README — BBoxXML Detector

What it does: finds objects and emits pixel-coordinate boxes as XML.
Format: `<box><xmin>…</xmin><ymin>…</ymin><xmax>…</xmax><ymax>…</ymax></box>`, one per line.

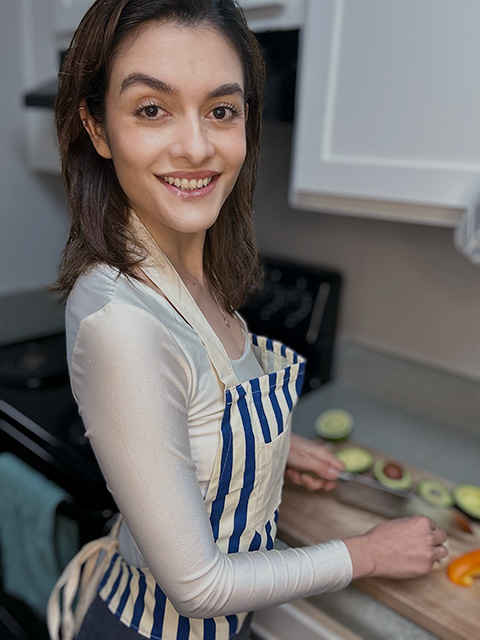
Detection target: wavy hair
<box><xmin>54</xmin><ymin>0</ymin><xmax>265</xmax><ymax>311</ymax></box>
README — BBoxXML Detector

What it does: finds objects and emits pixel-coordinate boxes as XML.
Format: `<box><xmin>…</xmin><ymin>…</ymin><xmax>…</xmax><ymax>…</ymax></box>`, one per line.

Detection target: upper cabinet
<box><xmin>239</xmin><ymin>0</ymin><xmax>304</xmax><ymax>31</ymax></box>
<box><xmin>290</xmin><ymin>0</ymin><xmax>480</xmax><ymax>226</ymax></box>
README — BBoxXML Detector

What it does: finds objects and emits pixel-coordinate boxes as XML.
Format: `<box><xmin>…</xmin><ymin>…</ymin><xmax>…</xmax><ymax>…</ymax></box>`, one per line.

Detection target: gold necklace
<box><xmin>179</xmin><ymin>272</ymin><xmax>232</xmax><ymax>329</ymax></box>
<box><xmin>211</xmin><ymin>287</ymin><xmax>232</xmax><ymax>329</ymax></box>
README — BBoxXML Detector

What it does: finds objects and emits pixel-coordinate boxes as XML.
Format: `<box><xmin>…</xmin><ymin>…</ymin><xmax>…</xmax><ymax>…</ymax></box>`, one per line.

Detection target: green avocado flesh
<box><xmin>453</xmin><ymin>484</ymin><xmax>480</xmax><ymax>519</ymax></box>
<box><xmin>373</xmin><ymin>459</ymin><xmax>413</xmax><ymax>490</ymax></box>
<box><xmin>417</xmin><ymin>479</ymin><xmax>453</xmax><ymax>507</ymax></box>
<box><xmin>314</xmin><ymin>409</ymin><xmax>353</xmax><ymax>440</ymax></box>
<box><xmin>336</xmin><ymin>446</ymin><xmax>373</xmax><ymax>473</ymax></box>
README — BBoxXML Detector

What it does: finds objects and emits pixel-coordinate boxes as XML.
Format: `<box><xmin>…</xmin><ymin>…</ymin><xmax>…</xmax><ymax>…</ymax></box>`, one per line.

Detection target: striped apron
<box><xmin>48</xmin><ymin>237</ymin><xmax>305</xmax><ymax>640</ymax></box>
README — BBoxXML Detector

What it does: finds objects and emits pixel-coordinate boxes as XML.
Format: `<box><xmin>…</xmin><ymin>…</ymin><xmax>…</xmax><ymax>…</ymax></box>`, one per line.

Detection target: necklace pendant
<box><xmin>224</xmin><ymin>317</ymin><xmax>231</xmax><ymax>329</ymax></box>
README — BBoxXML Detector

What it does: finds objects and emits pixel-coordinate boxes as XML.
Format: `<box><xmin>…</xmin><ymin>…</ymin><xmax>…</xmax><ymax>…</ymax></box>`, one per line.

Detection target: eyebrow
<box><xmin>206</xmin><ymin>83</ymin><xmax>245</xmax><ymax>102</ymax></box>
<box><xmin>120</xmin><ymin>73</ymin><xmax>245</xmax><ymax>101</ymax></box>
<box><xmin>120</xmin><ymin>73</ymin><xmax>175</xmax><ymax>95</ymax></box>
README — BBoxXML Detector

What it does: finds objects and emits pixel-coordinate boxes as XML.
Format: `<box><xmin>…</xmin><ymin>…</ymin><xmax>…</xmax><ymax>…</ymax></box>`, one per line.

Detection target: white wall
<box><xmin>255</xmin><ymin>123</ymin><xmax>480</xmax><ymax>381</ymax></box>
<box><xmin>0</xmin><ymin>0</ymin><xmax>69</xmax><ymax>297</ymax></box>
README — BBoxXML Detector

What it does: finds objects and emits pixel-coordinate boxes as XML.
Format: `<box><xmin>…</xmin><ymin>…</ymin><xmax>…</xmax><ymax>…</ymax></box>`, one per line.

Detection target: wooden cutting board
<box><xmin>277</xmin><ymin>443</ymin><xmax>480</xmax><ymax>640</ymax></box>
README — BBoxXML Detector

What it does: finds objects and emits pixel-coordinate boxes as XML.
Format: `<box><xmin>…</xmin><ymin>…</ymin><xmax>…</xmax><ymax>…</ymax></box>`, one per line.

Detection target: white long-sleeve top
<box><xmin>66</xmin><ymin>261</ymin><xmax>352</xmax><ymax>619</ymax></box>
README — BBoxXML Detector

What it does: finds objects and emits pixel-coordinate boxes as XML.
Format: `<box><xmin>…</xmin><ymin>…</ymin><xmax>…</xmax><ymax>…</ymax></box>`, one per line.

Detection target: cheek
<box><xmin>105</xmin><ymin>120</ymin><xmax>159</xmax><ymax>167</ymax></box>
<box><xmin>107</xmin><ymin>140</ymin><xmax>156</xmax><ymax>187</ymax></box>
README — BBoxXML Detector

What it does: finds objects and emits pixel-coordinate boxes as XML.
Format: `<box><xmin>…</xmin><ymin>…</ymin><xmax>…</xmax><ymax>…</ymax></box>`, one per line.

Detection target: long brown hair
<box><xmin>54</xmin><ymin>0</ymin><xmax>265</xmax><ymax>312</ymax></box>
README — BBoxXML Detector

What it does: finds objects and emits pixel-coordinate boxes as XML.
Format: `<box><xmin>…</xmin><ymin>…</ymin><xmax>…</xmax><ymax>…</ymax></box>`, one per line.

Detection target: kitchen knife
<box><xmin>336</xmin><ymin>471</ymin><xmax>475</xmax><ymax>538</ymax></box>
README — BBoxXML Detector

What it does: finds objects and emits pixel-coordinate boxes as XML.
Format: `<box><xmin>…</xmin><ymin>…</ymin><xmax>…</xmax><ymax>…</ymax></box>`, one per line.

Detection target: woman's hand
<box><xmin>285</xmin><ymin>433</ymin><xmax>345</xmax><ymax>491</ymax></box>
<box><xmin>344</xmin><ymin>516</ymin><xmax>449</xmax><ymax>580</ymax></box>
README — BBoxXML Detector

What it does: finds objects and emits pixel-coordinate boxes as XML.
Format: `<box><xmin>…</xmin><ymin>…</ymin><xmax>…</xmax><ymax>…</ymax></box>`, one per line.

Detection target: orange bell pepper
<box><xmin>447</xmin><ymin>549</ymin><xmax>480</xmax><ymax>587</ymax></box>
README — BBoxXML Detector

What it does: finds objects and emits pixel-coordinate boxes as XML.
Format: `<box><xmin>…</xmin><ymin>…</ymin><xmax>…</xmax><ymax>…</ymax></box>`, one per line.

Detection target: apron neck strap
<box><xmin>130</xmin><ymin>214</ymin><xmax>239</xmax><ymax>390</ymax></box>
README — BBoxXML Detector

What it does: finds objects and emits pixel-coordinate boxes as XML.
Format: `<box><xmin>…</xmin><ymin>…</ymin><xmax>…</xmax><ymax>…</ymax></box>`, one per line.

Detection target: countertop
<box><xmin>287</xmin><ymin>379</ymin><xmax>480</xmax><ymax>640</ymax></box>
<box><xmin>291</xmin><ymin>381</ymin><xmax>480</xmax><ymax>486</ymax></box>
<box><xmin>0</xmin><ymin>288</ymin><xmax>65</xmax><ymax>346</ymax></box>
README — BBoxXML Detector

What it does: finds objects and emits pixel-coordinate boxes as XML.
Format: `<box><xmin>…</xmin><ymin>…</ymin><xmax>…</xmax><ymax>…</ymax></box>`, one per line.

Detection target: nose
<box><xmin>169</xmin><ymin>114</ymin><xmax>215</xmax><ymax>165</ymax></box>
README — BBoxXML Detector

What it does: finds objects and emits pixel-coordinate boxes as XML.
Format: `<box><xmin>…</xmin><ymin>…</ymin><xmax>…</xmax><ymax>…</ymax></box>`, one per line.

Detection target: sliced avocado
<box><xmin>336</xmin><ymin>446</ymin><xmax>373</xmax><ymax>473</ymax></box>
<box><xmin>373</xmin><ymin>459</ymin><xmax>413</xmax><ymax>490</ymax></box>
<box><xmin>417</xmin><ymin>479</ymin><xmax>453</xmax><ymax>507</ymax></box>
<box><xmin>453</xmin><ymin>484</ymin><xmax>480</xmax><ymax>520</ymax></box>
<box><xmin>314</xmin><ymin>409</ymin><xmax>353</xmax><ymax>441</ymax></box>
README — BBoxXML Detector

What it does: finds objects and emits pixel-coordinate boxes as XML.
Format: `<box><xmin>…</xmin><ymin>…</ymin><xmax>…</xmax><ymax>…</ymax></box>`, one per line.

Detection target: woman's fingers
<box><xmin>433</xmin><ymin>544</ymin><xmax>449</xmax><ymax>562</ymax></box>
<box><xmin>432</xmin><ymin>526</ymin><xmax>447</xmax><ymax>546</ymax></box>
<box><xmin>284</xmin><ymin>468</ymin><xmax>339</xmax><ymax>491</ymax></box>
<box><xmin>431</xmin><ymin>526</ymin><xmax>448</xmax><ymax>564</ymax></box>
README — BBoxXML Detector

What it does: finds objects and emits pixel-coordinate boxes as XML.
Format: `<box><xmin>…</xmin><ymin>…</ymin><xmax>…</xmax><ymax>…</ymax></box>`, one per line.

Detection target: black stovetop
<box><xmin>0</xmin><ymin>332</ymin><xmax>114</xmax><ymax>513</ymax></box>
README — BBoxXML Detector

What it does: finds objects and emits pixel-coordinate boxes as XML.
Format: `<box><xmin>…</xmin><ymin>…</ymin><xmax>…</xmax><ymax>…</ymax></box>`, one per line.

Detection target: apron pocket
<box><xmin>251</xmin><ymin>429</ymin><xmax>290</xmax><ymax>532</ymax></box>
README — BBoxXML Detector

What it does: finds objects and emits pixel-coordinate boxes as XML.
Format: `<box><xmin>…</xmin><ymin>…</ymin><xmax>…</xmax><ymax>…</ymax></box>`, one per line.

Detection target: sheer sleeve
<box><xmin>70</xmin><ymin>302</ymin><xmax>352</xmax><ymax>619</ymax></box>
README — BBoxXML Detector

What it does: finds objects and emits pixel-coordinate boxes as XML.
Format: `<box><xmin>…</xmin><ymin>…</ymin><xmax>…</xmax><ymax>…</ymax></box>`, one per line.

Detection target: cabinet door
<box><xmin>290</xmin><ymin>0</ymin><xmax>480</xmax><ymax>226</ymax></box>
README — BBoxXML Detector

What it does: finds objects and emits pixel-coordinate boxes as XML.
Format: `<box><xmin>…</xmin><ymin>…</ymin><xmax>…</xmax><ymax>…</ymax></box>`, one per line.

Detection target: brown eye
<box><xmin>144</xmin><ymin>104</ymin><xmax>160</xmax><ymax>118</ymax></box>
<box><xmin>213</xmin><ymin>107</ymin><xmax>227</xmax><ymax>120</ymax></box>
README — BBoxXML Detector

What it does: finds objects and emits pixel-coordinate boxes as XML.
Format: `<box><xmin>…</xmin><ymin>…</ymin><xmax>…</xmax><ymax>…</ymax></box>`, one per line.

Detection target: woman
<box><xmin>47</xmin><ymin>1</ymin><xmax>448</xmax><ymax>639</ymax></box>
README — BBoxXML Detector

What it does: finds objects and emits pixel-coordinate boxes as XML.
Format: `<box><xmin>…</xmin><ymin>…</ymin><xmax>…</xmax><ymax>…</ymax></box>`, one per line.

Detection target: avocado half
<box><xmin>453</xmin><ymin>484</ymin><xmax>480</xmax><ymax>520</ymax></box>
<box><xmin>373</xmin><ymin>459</ymin><xmax>413</xmax><ymax>490</ymax></box>
<box><xmin>417</xmin><ymin>479</ymin><xmax>453</xmax><ymax>507</ymax></box>
<box><xmin>336</xmin><ymin>446</ymin><xmax>373</xmax><ymax>473</ymax></box>
<box><xmin>314</xmin><ymin>409</ymin><xmax>353</xmax><ymax>441</ymax></box>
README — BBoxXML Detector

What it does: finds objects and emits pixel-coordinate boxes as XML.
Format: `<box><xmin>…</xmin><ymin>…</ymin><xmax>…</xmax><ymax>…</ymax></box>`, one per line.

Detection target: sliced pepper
<box><xmin>447</xmin><ymin>549</ymin><xmax>480</xmax><ymax>587</ymax></box>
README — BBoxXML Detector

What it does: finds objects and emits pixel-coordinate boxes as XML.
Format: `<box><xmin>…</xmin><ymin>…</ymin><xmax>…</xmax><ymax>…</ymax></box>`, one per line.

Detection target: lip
<box><xmin>156</xmin><ymin>173</ymin><xmax>219</xmax><ymax>199</ymax></box>
<box><xmin>158</xmin><ymin>171</ymin><xmax>218</xmax><ymax>180</ymax></box>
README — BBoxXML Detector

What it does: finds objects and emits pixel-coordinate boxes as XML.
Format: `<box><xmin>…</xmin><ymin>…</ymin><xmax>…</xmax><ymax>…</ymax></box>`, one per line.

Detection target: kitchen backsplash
<box><xmin>335</xmin><ymin>338</ymin><xmax>480</xmax><ymax>439</ymax></box>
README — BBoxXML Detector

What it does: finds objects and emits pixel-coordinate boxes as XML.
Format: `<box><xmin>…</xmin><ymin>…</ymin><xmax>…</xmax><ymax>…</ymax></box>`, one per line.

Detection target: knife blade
<box><xmin>336</xmin><ymin>471</ymin><xmax>475</xmax><ymax>538</ymax></box>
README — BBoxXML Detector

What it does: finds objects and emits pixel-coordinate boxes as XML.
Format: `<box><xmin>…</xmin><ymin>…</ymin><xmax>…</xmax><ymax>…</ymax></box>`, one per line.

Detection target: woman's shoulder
<box><xmin>65</xmin><ymin>263</ymin><xmax>194</xmax><ymax>362</ymax></box>
<box><xmin>67</xmin><ymin>263</ymin><xmax>123</xmax><ymax>324</ymax></box>
<box><xmin>65</xmin><ymin>264</ymin><xmax>157</xmax><ymax>359</ymax></box>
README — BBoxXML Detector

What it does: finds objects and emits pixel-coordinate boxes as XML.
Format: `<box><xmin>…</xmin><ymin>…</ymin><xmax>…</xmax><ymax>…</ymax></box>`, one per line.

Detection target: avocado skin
<box><xmin>373</xmin><ymin>459</ymin><xmax>413</xmax><ymax>490</ymax></box>
<box><xmin>453</xmin><ymin>484</ymin><xmax>480</xmax><ymax>520</ymax></box>
<box><xmin>417</xmin><ymin>479</ymin><xmax>453</xmax><ymax>507</ymax></box>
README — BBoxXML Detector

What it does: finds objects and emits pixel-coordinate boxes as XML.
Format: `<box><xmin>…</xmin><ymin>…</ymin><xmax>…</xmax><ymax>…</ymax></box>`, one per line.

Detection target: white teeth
<box><xmin>162</xmin><ymin>176</ymin><xmax>213</xmax><ymax>190</ymax></box>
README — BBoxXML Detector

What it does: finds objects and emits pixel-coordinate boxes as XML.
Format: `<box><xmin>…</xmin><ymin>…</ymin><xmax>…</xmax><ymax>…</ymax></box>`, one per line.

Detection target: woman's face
<box><xmin>86</xmin><ymin>21</ymin><xmax>247</xmax><ymax>241</ymax></box>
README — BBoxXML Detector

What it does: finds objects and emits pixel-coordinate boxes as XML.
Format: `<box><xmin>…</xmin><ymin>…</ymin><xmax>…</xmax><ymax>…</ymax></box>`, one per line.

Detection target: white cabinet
<box><xmin>290</xmin><ymin>0</ymin><xmax>480</xmax><ymax>226</ymax></box>
<box><xmin>239</xmin><ymin>0</ymin><xmax>304</xmax><ymax>31</ymax></box>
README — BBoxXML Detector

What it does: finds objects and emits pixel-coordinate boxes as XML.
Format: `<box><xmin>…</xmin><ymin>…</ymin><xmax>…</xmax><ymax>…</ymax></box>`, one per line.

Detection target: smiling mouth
<box><xmin>161</xmin><ymin>176</ymin><xmax>214</xmax><ymax>190</ymax></box>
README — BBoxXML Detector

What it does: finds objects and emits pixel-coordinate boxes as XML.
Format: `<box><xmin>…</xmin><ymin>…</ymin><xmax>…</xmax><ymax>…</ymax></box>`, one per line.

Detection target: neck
<box><xmin>134</xmin><ymin>212</ymin><xmax>208</xmax><ymax>288</ymax></box>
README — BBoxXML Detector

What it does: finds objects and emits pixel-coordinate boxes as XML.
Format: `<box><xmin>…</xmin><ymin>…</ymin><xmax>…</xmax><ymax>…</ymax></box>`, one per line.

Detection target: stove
<box><xmin>0</xmin><ymin>333</ymin><xmax>116</xmax><ymax>538</ymax></box>
<box><xmin>0</xmin><ymin>332</ymin><xmax>117</xmax><ymax>639</ymax></box>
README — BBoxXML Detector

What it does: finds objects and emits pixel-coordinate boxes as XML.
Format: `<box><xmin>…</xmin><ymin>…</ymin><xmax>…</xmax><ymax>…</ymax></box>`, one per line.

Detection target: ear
<box><xmin>244</xmin><ymin>102</ymin><xmax>249</xmax><ymax>122</ymax></box>
<box><xmin>78</xmin><ymin>100</ymin><xmax>112</xmax><ymax>159</ymax></box>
